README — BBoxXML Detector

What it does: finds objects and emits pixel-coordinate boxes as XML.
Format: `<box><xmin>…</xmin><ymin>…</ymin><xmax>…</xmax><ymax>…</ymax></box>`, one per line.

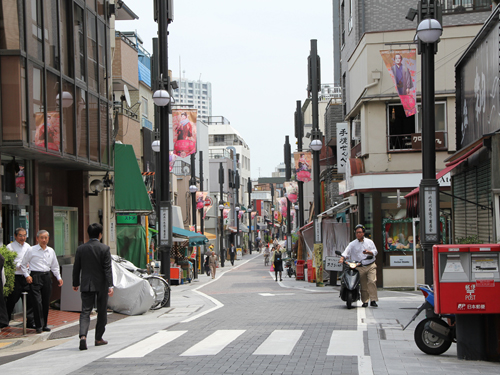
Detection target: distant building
<box><xmin>171</xmin><ymin>77</ymin><xmax>212</xmax><ymax>124</ymax></box>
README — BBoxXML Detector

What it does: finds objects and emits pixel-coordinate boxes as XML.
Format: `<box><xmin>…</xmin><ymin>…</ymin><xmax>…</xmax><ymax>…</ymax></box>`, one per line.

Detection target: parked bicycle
<box><xmin>112</xmin><ymin>255</ymin><xmax>170</xmax><ymax>310</ymax></box>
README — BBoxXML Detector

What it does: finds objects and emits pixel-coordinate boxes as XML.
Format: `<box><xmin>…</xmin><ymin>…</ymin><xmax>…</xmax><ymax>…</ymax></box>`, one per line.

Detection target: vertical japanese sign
<box><xmin>294</xmin><ymin>152</ymin><xmax>312</xmax><ymax>182</ymax></box>
<box><xmin>423</xmin><ymin>186</ymin><xmax>438</xmax><ymax>242</ymax></box>
<box><xmin>172</xmin><ymin>109</ymin><xmax>197</xmax><ymax>157</ymax></box>
<box><xmin>380</xmin><ymin>49</ymin><xmax>417</xmax><ymax>117</ymax></box>
<box><xmin>336</xmin><ymin>122</ymin><xmax>349</xmax><ymax>173</ymax></box>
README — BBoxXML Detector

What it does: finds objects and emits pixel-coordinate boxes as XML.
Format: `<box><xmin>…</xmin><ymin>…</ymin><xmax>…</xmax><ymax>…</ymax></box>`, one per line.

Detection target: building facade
<box><xmin>171</xmin><ymin>77</ymin><xmax>212</xmax><ymax>124</ymax></box>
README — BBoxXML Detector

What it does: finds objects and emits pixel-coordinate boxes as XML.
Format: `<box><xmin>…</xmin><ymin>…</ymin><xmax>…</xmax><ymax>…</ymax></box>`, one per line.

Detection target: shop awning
<box><xmin>172</xmin><ymin>226</ymin><xmax>208</xmax><ymax>246</ymax></box>
<box><xmin>114</xmin><ymin>143</ymin><xmax>153</xmax><ymax>214</ymax></box>
<box><xmin>204</xmin><ymin>232</ymin><xmax>216</xmax><ymax>240</ymax></box>
<box><xmin>404</xmin><ymin>143</ymin><xmax>483</xmax><ymax>217</ymax></box>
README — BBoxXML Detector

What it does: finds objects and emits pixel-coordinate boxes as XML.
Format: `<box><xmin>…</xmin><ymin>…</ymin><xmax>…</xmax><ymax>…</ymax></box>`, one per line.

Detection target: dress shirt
<box><xmin>21</xmin><ymin>245</ymin><xmax>62</xmax><ymax>280</ymax></box>
<box><xmin>341</xmin><ymin>237</ymin><xmax>378</xmax><ymax>266</ymax></box>
<box><xmin>7</xmin><ymin>240</ymin><xmax>31</xmax><ymax>275</ymax></box>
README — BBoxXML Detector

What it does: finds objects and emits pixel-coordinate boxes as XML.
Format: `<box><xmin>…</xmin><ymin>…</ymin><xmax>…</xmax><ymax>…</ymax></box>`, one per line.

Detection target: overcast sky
<box><xmin>118</xmin><ymin>0</ymin><xmax>334</xmax><ymax>178</ymax></box>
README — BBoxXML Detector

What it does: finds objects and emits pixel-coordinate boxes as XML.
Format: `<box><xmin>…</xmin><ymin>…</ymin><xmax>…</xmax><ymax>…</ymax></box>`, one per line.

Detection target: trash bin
<box><xmin>308</xmin><ymin>267</ymin><xmax>316</xmax><ymax>283</ymax></box>
<box><xmin>296</xmin><ymin>260</ymin><xmax>306</xmax><ymax>280</ymax></box>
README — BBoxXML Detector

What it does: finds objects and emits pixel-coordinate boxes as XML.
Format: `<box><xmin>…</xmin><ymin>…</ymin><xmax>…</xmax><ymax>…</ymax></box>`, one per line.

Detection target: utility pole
<box><xmin>285</xmin><ymin>136</ymin><xmax>292</xmax><ymax>255</ymax></box>
<box><xmin>295</xmin><ymin>100</ymin><xmax>305</xmax><ymax>228</ymax></box>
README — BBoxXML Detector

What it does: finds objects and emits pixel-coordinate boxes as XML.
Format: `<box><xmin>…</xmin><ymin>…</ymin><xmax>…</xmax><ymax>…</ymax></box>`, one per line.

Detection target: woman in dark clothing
<box><xmin>204</xmin><ymin>254</ymin><xmax>210</xmax><ymax>276</ymax></box>
<box><xmin>271</xmin><ymin>246</ymin><xmax>285</xmax><ymax>282</ymax></box>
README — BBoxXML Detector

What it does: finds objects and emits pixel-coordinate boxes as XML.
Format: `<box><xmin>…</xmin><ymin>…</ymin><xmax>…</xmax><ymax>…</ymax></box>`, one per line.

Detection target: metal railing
<box><xmin>442</xmin><ymin>0</ymin><xmax>491</xmax><ymax>13</ymax></box>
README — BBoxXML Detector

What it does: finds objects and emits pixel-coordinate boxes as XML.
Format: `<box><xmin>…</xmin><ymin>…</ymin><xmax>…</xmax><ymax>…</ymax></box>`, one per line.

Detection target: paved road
<box><xmin>1</xmin><ymin>254</ymin><xmax>499</xmax><ymax>374</ymax></box>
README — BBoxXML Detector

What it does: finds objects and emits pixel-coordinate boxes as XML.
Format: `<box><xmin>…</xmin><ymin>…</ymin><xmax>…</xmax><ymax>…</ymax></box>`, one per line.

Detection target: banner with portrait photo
<box><xmin>196</xmin><ymin>191</ymin><xmax>208</xmax><ymax>210</ymax></box>
<box><xmin>380</xmin><ymin>49</ymin><xmax>417</xmax><ymax>117</ymax></box>
<box><xmin>35</xmin><ymin>111</ymin><xmax>61</xmax><ymax>151</ymax></box>
<box><xmin>294</xmin><ymin>152</ymin><xmax>312</xmax><ymax>182</ymax></box>
<box><xmin>169</xmin><ymin>151</ymin><xmax>177</xmax><ymax>172</ymax></box>
<box><xmin>223</xmin><ymin>208</ymin><xmax>230</xmax><ymax>225</ymax></box>
<box><xmin>172</xmin><ymin>109</ymin><xmax>197</xmax><ymax>157</ymax></box>
<box><xmin>284</xmin><ymin>181</ymin><xmax>298</xmax><ymax>203</ymax></box>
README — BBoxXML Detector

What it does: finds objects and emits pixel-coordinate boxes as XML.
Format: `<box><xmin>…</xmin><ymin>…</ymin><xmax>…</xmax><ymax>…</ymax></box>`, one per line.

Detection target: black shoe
<box><xmin>79</xmin><ymin>337</ymin><xmax>87</xmax><ymax>350</ymax></box>
<box><xmin>36</xmin><ymin>328</ymin><xmax>43</xmax><ymax>334</ymax></box>
<box><xmin>275</xmin><ymin>279</ymin><xmax>278</xmax><ymax>281</ymax></box>
<box><xmin>280</xmin><ymin>279</ymin><xmax>283</xmax><ymax>281</ymax></box>
<box><xmin>370</xmin><ymin>301</ymin><xmax>378</xmax><ymax>307</ymax></box>
<box><xmin>362</xmin><ymin>303</ymin><xmax>368</xmax><ymax>308</ymax></box>
<box><xmin>42</xmin><ymin>326</ymin><xmax>51</xmax><ymax>332</ymax></box>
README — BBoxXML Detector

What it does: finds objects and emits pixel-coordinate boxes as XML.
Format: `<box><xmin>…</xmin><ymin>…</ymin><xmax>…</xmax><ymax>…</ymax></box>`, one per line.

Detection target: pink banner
<box><xmin>223</xmin><ymin>208</ymin><xmax>230</xmax><ymax>219</ymax></box>
<box><xmin>172</xmin><ymin>109</ymin><xmax>197</xmax><ymax>157</ymax></box>
<box><xmin>284</xmin><ymin>181</ymin><xmax>298</xmax><ymax>203</ymax></box>
<box><xmin>380</xmin><ymin>49</ymin><xmax>417</xmax><ymax>117</ymax></box>
<box><xmin>196</xmin><ymin>191</ymin><xmax>208</xmax><ymax>210</ymax></box>
<box><xmin>35</xmin><ymin>111</ymin><xmax>60</xmax><ymax>151</ymax></box>
<box><xmin>251</xmin><ymin>212</ymin><xmax>256</xmax><ymax>220</ymax></box>
<box><xmin>203</xmin><ymin>204</ymin><xmax>212</xmax><ymax>220</ymax></box>
<box><xmin>294</xmin><ymin>152</ymin><xmax>312</xmax><ymax>182</ymax></box>
<box><xmin>238</xmin><ymin>211</ymin><xmax>244</xmax><ymax>220</ymax></box>
<box><xmin>280</xmin><ymin>197</ymin><xmax>288</xmax><ymax>218</ymax></box>
<box><xmin>169</xmin><ymin>151</ymin><xmax>177</xmax><ymax>172</ymax></box>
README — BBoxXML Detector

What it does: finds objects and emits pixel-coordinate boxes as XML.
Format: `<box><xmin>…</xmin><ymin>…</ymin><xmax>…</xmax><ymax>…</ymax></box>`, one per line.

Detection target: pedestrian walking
<box><xmin>0</xmin><ymin>253</ymin><xmax>9</xmax><ymax>330</ymax></box>
<box><xmin>229</xmin><ymin>243</ymin><xmax>236</xmax><ymax>266</ymax></box>
<box><xmin>204</xmin><ymin>255</ymin><xmax>210</xmax><ymax>276</ymax></box>
<box><xmin>72</xmin><ymin>223</ymin><xmax>114</xmax><ymax>350</ymax></box>
<box><xmin>339</xmin><ymin>224</ymin><xmax>379</xmax><ymax>307</ymax></box>
<box><xmin>208</xmin><ymin>251</ymin><xmax>218</xmax><ymax>279</ymax></box>
<box><xmin>20</xmin><ymin>230</ymin><xmax>63</xmax><ymax>333</ymax></box>
<box><xmin>271</xmin><ymin>245</ymin><xmax>285</xmax><ymax>281</ymax></box>
<box><xmin>5</xmin><ymin>228</ymin><xmax>35</xmax><ymax>328</ymax></box>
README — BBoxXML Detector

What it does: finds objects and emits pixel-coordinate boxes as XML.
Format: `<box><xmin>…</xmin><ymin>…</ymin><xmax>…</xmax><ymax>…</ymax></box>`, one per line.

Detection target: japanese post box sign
<box><xmin>433</xmin><ymin>244</ymin><xmax>500</xmax><ymax>314</ymax></box>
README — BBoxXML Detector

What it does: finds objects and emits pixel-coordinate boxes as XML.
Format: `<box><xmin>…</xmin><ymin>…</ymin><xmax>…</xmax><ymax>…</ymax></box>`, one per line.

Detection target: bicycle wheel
<box><xmin>145</xmin><ymin>276</ymin><xmax>171</xmax><ymax>310</ymax></box>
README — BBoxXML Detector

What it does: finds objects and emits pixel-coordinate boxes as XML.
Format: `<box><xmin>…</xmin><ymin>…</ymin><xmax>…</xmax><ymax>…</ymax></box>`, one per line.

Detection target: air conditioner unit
<box><xmin>347</xmin><ymin>195</ymin><xmax>357</xmax><ymax>206</ymax></box>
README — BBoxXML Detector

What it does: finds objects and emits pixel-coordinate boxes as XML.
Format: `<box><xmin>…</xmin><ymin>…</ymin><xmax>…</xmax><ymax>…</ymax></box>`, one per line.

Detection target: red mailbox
<box><xmin>433</xmin><ymin>244</ymin><xmax>500</xmax><ymax>314</ymax></box>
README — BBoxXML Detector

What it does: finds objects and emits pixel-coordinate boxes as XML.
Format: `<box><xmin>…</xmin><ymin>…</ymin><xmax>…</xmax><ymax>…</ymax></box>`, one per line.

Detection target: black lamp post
<box><xmin>152</xmin><ymin>0</ymin><xmax>174</xmax><ymax>306</ymax></box>
<box><xmin>415</xmin><ymin>0</ymin><xmax>442</xmax><ymax>285</ymax></box>
<box><xmin>284</xmin><ymin>136</ymin><xmax>292</xmax><ymax>254</ymax></box>
<box><xmin>199</xmin><ymin>151</ymin><xmax>204</xmax><ymax>274</ymax></box>
<box><xmin>218</xmin><ymin>162</ymin><xmax>225</xmax><ymax>267</ymax></box>
<box><xmin>235</xmin><ymin>170</ymin><xmax>240</xmax><ymax>247</ymax></box>
<box><xmin>189</xmin><ymin>153</ymin><xmax>198</xmax><ymax>279</ymax></box>
<box><xmin>308</xmin><ymin>39</ymin><xmax>324</xmax><ymax>287</ymax></box>
<box><xmin>295</xmin><ymin>100</ymin><xmax>305</xmax><ymax>228</ymax></box>
<box><xmin>247</xmin><ymin>179</ymin><xmax>253</xmax><ymax>254</ymax></box>
<box><xmin>270</xmin><ymin>184</ymin><xmax>275</xmax><ymax>240</ymax></box>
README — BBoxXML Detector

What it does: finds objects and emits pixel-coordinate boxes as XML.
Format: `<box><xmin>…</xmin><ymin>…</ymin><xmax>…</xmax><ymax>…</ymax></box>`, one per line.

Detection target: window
<box><xmin>87</xmin><ymin>11</ymin><xmax>98</xmax><ymax>92</ymax></box>
<box><xmin>214</xmin><ymin>135</ymin><xmax>225</xmax><ymax>143</ymax></box>
<box><xmin>348</xmin><ymin>0</ymin><xmax>354</xmax><ymax>33</ymax></box>
<box><xmin>27</xmin><ymin>0</ymin><xmax>43</xmax><ymax>61</ymax></box>
<box><xmin>341</xmin><ymin>1</ymin><xmax>345</xmax><ymax>48</ymax></box>
<box><xmin>142</xmin><ymin>97</ymin><xmax>148</xmax><ymax>117</ymax></box>
<box><xmin>74</xmin><ymin>5</ymin><xmax>85</xmax><ymax>82</ymax></box>
<box><xmin>387</xmin><ymin>102</ymin><xmax>447</xmax><ymax>151</ymax></box>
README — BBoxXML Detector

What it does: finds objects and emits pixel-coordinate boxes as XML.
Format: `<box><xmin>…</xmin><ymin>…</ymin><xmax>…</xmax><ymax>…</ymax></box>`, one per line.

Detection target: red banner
<box><xmin>294</xmin><ymin>152</ymin><xmax>312</xmax><ymax>182</ymax></box>
<box><xmin>172</xmin><ymin>109</ymin><xmax>197</xmax><ymax>157</ymax></box>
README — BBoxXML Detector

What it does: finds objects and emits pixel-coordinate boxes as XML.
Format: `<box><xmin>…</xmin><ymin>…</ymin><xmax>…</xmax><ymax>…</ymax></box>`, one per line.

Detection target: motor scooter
<box><xmin>335</xmin><ymin>250</ymin><xmax>367</xmax><ymax>309</ymax></box>
<box><xmin>403</xmin><ymin>284</ymin><xmax>456</xmax><ymax>355</ymax></box>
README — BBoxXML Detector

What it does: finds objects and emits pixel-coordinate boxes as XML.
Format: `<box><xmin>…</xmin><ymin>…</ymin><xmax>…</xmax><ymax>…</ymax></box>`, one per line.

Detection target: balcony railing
<box><xmin>387</xmin><ymin>131</ymin><xmax>447</xmax><ymax>152</ymax></box>
<box><xmin>442</xmin><ymin>0</ymin><xmax>491</xmax><ymax>13</ymax></box>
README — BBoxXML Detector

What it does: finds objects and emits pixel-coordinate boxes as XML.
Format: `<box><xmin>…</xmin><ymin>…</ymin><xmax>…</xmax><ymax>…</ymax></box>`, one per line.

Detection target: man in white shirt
<box><xmin>340</xmin><ymin>224</ymin><xmax>379</xmax><ymax>307</ymax></box>
<box><xmin>6</xmin><ymin>228</ymin><xmax>35</xmax><ymax>328</ymax></box>
<box><xmin>21</xmin><ymin>230</ymin><xmax>63</xmax><ymax>333</ymax></box>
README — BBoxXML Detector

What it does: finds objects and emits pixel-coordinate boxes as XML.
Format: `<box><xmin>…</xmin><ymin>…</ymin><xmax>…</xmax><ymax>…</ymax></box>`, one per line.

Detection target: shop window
<box><xmin>387</xmin><ymin>102</ymin><xmax>447</xmax><ymax>151</ymax></box>
<box><xmin>60</xmin><ymin>0</ymin><xmax>73</xmax><ymax>77</ymax></box>
<box><xmin>28</xmin><ymin>62</ymin><xmax>44</xmax><ymax>149</ymax></box>
<box><xmin>0</xmin><ymin>0</ymin><xmax>22</xmax><ymax>49</ymax></box>
<box><xmin>26</xmin><ymin>0</ymin><xmax>43</xmax><ymax>61</ymax></box>
<box><xmin>76</xmin><ymin>88</ymin><xmax>87</xmax><ymax>158</ymax></box>
<box><xmin>87</xmin><ymin>11</ymin><xmax>98</xmax><ymax>92</ymax></box>
<box><xmin>62</xmin><ymin>81</ymin><xmax>75</xmax><ymax>155</ymax></box>
<box><xmin>74</xmin><ymin>5</ymin><xmax>85</xmax><ymax>82</ymax></box>
<box><xmin>44</xmin><ymin>0</ymin><xmax>59</xmax><ymax>69</ymax></box>
<box><xmin>89</xmin><ymin>94</ymin><xmax>99</xmax><ymax>161</ymax></box>
<box><xmin>98</xmin><ymin>21</ymin><xmax>106</xmax><ymax>96</ymax></box>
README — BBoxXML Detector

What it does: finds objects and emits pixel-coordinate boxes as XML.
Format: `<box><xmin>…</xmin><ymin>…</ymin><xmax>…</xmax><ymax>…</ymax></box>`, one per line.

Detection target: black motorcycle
<box><xmin>335</xmin><ymin>250</ymin><xmax>371</xmax><ymax>309</ymax></box>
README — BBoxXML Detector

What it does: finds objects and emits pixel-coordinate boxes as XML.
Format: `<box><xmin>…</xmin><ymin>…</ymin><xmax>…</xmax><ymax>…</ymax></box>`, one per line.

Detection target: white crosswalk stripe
<box><xmin>180</xmin><ymin>330</ymin><xmax>246</xmax><ymax>356</ymax></box>
<box><xmin>253</xmin><ymin>330</ymin><xmax>303</xmax><ymax>355</ymax></box>
<box><xmin>327</xmin><ymin>330</ymin><xmax>364</xmax><ymax>356</ymax></box>
<box><xmin>107</xmin><ymin>330</ymin><xmax>187</xmax><ymax>358</ymax></box>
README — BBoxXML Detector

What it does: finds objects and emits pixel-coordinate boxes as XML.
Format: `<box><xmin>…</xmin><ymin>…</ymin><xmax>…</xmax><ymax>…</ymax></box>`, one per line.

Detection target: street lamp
<box><xmin>414</xmin><ymin>0</ymin><xmax>442</xmax><ymax>285</ymax></box>
<box><xmin>235</xmin><ymin>205</ymin><xmax>240</xmax><ymax>248</ymax></box>
<box><xmin>247</xmin><ymin>179</ymin><xmax>253</xmax><ymax>254</ymax></box>
<box><xmin>154</xmin><ymin>0</ymin><xmax>173</xmax><ymax>306</ymax></box>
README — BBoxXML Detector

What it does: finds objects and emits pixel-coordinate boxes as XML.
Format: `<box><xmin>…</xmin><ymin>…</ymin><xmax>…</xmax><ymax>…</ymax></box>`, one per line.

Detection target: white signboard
<box><xmin>325</xmin><ymin>256</ymin><xmax>342</xmax><ymax>271</ymax></box>
<box><xmin>314</xmin><ymin>219</ymin><xmax>322</xmax><ymax>243</ymax></box>
<box><xmin>423</xmin><ymin>186</ymin><xmax>438</xmax><ymax>240</ymax></box>
<box><xmin>237</xmin><ymin>248</ymin><xmax>242</xmax><ymax>260</ymax></box>
<box><xmin>160</xmin><ymin>206</ymin><xmax>169</xmax><ymax>245</ymax></box>
<box><xmin>336</xmin><ymin>122</ymin><xmax>349</xmax><ymax>173</ymax></box>
<box><xmin>390</xmin><ymin>255</ymin><xmax>414</xmax><ymax>267</ymax></box>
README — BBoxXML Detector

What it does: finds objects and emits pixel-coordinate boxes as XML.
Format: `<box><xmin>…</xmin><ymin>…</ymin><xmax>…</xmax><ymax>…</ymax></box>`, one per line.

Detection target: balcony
<box><xmin>442</xmin><ymin>0</ymin><xmax>491</xmax><ymax>14</ymax></box>
<box><xmin>387</xmin><ymin>131</ymin><xmax>447</xmax><ymax>152</ymax></box>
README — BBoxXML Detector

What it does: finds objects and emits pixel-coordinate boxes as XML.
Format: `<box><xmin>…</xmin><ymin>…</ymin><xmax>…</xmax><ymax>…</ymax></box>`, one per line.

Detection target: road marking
<box><xmin>327</xmin><ymin>330</ymin><xmax>364</xmax><ymax>356</ymax></box>
<box><xmin>180</xmin><ymin>330</ymin><xmax>245</xmax><ymax>356</ymax></box>
<box><xmin>253</xmin><ymin>330</ymin><xmax>303</xmax><ymax>355</ymax></box>
<box><xmin>0</xmin><ymin>342</ymin><xmax>12</xmax><ymax>349</ymax></box>
<box><xmin>258</xmin><ymin>293</ymin><xmax>295</xmax><ymax>296</ymax></box>
<box><xmin>107</xmin><ymin>330</ymin><xmax>187</xmax><ymax>358</ymax></box>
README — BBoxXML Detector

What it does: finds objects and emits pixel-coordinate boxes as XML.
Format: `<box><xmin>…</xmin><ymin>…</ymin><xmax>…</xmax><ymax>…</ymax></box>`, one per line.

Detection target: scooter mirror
<box><xmin>335</xmin><ymin>250</ymin><xmax>342</xmax><ymax>256</ymax></box>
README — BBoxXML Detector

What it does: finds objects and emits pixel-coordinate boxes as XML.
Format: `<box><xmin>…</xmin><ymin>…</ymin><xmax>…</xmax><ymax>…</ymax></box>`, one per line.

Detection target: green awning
<box><xmin>114</xmin><ymin>143</ymin><xmax>153</xmax><ymax>213</ymax></box>
<box><xmin>173</xmin><ymin>226</ymin><xmax>208</xmax><ymax>246</ymax></box>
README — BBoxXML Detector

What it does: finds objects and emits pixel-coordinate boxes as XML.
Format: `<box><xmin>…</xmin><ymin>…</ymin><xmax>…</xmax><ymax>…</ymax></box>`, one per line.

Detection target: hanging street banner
<box><xmin>169</xmin><ymin>151</ymin><xmax>177</xmax><ymax>172</ymax></box>
<box><xmin>223</xmin><ymin>208</ymin><xmax>230</xmax><ymax>225</ymax></box>
<box><xmin>380</xmin><ymin>49</ymin><xmax>417</xmax><ymax>117</ymax></box>
<box><xmin>172</xmin><ymin>109</ymin><xmax>197</xmax><ymax>157</ymax></box>
<box><xmin>284</xmin><ymin>181</ymin><xmax>298</xmax><ymax>203</ymax></box>
<box><xmin>280</xmin><ymin>197</ymin><xmax>288</xmax><ymax>218</ymax></box>
<box><xmin>294</xmin><ymin>152</ymin><xmax>312</xmax><ymax>182</ymax></box>
<box><xmin>196</xmin><ymin>191</ymin><xmax>208</xmax><ymax>210</ymax></box>
<box><xmin>337</xmin><ymin>122</ymin><xmax>349</xmax><ymax>173</ymax></box>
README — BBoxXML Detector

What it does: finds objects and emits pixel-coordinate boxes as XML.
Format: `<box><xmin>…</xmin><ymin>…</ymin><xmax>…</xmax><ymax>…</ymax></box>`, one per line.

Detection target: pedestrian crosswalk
<box><xmin>107</xmin><ymin>328</ymin><xmax>364</xmax><ymax>359</ymax></box>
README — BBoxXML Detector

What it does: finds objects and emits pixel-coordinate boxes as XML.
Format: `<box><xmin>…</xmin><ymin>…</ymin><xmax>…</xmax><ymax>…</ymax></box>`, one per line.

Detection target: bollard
<box><xmin>22</xmin><ymin>291</ymin><xmax>28</xmax><ymax>336</ymax></box>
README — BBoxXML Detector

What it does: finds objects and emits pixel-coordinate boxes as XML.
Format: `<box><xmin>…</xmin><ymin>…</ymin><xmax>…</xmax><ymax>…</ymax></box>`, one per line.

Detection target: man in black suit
<box><xmin>229</xmin><ymin>243</ymin><xmax>236</xmax><ymax>266</ymax></box>
<box><xmin>72</xmin><ymin>223</ymin><xmax>113</xmax><ymax>350</ymax></box>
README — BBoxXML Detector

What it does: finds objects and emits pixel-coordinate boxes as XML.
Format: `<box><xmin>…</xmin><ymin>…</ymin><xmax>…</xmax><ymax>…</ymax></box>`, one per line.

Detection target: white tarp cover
<box><xmin>107</xmin><ymin>260</ymin><xmax>154</xmax><ymax>315</ymax></box>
